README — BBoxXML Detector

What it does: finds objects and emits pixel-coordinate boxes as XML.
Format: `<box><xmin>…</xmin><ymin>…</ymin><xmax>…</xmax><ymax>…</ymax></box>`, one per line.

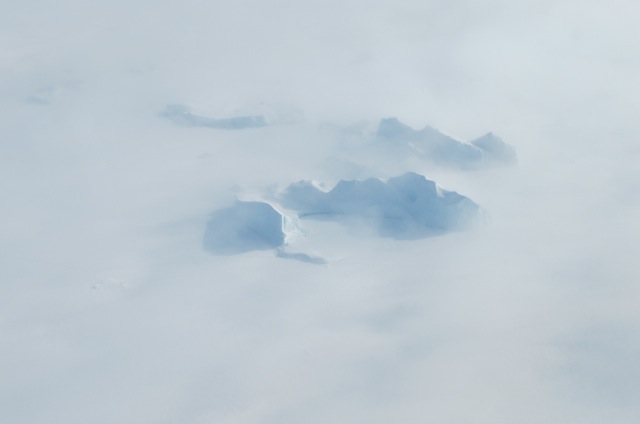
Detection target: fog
<box><xmin>2</xmin><ymin>1</ymin><xmax>640</xmax><ymax>423</ymax></box>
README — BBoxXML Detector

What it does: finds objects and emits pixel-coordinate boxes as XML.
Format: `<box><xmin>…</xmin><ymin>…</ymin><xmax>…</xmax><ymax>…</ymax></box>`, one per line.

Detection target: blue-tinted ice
<box><xmin>280</xmin><ymin>172</ymin><xmax>483</xmax><ymax>239</ymax></box>
<box><xmin>203</xmin><ymin>201</ymin><xmax>285</xmax><ymax>254</ymax></box>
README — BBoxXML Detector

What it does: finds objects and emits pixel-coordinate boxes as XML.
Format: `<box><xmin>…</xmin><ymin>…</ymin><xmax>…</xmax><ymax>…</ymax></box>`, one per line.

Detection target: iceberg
<box><xmin>203</xmin><ymin>201</ymin><xmax>286</xmax><ymax>254</ymax></box>
<box><xmin>280</xmin><ymin>172</ymin><xmax>483</xmax><ymax>239</ymax></box>
<box><xmin>376</xmin><ymin>118</ymin><xmax>516</xmax><ymax>168</ymax></box>
<box><xmin>161</xmin><ymin>104</ymin><xmax>267</xmax><ymax>129</ymax></box>
<box><xmin>470</xmin><ymin>132</ymin><xmax>517</xmax><ymax>165</ymax></box>
<box><xmin>232</xmin><ymin>102</ymin><xmax>304</xmax><ymax>125</ymax></box>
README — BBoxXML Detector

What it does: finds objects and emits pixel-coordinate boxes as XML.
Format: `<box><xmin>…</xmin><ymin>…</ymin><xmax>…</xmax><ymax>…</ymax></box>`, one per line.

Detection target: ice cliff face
<box><xmin>203</xmin><ymin>201</ymin><xmax>286</xmax><ymax>254</ymax></box>
<box><xmin>280</xmin><ymin>172</ymin><xmax>483</xmax><ymax>238</ymax></box>
<box><xmin>376</xmin><ymin>118</ymin><xmax>516</xmax><ymax>168</ymax></box>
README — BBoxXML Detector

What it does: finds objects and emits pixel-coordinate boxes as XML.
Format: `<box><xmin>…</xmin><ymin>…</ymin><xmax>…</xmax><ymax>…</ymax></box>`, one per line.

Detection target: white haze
<box><xmin>1</xmin><ymin>1</ymin><xmax>640</xmax><ymax>423</ymax></box>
